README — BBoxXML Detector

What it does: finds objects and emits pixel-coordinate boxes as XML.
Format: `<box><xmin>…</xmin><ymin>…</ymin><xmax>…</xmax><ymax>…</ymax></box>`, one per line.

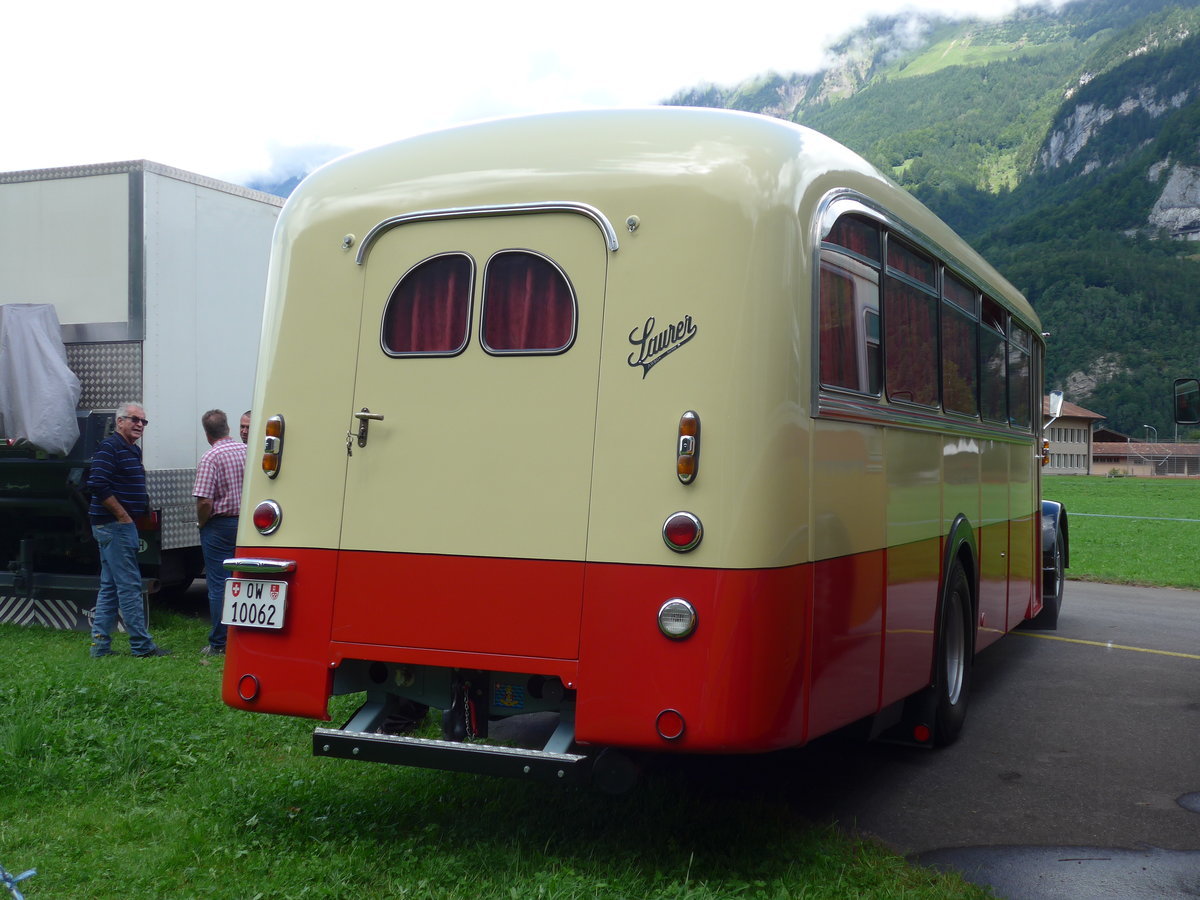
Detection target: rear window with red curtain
<box><xmin>481</xmin><ymin>251</ymin><xmax>576</xmax><ymax>354</ymax></box>
<box><xmin>382</xmin><ymin>253</ymin><xmax>473</xmax><ymax>355</ymax></box>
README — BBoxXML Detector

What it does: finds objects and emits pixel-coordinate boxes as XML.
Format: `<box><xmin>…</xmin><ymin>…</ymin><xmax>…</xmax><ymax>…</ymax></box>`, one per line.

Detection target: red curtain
<box><xmin>884</xmin><ymin>276</ymin><xmax>938</xmax><ymax>406</ymax></box>
<box><xmin>827</xmin><ymin>215</ymin><xmax>880</xmax><ymax>261</ymax></box>
<box><xmin>482</xmin><ymin>252</ymin><xmax>575</xmax><ymax>352</ymax></box>
<box><xmin>383</xmin><ymin>255</ymin><xmax>472</xmax><ymax>354</ymax></box>
<box><xmin>819</xmin><ymin>264</ymin><xmax>862</xmax><ymax>390</ymax></box>
<box><xmin>942</xmin><ymin>304</ymin><xmax>979</xmax><ymax>415</ymax></box>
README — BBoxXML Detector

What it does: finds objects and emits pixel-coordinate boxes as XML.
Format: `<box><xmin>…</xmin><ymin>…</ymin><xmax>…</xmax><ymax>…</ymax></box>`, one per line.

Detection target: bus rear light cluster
<box><xmin>662</xmin><ymin>511</ymin><xmax>702</xmax><ymax>552</ymax></box>
<box><xmin>676</xmin><ymin>410</ymin><xmax>700</xmax><ymax>483</ymax></box>
<box><xmin>657</xmin><ymin>598</ymin><xmax>697</xmax><ymax>639</ymax></box>
<box><xmin>252</xmin><ymin>500</ymin><xmax>283</xmax><ymax>535</ymax></box>
<box><xmin>262</xmin><ymin>414</ymin><xmax>285</xmax><ymax>478</ymax></box>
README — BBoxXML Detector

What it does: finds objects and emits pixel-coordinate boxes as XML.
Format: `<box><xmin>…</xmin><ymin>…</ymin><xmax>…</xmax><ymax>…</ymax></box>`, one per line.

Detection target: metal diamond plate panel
<box><xmin>66</xmin><ymin>342</ymin><xmax>142</xmax><ymax>410</ymax></box>
<box><xmin>148</xmin><ymin>468</ymin><xmax>199</xmax><ymax>550</ymax></box>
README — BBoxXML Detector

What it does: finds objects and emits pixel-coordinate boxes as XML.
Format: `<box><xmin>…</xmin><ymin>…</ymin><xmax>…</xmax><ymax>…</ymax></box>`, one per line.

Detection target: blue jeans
<box><xmin>91</xmin><ymin>521</ymin><xmax>156</xmax><ymax>655</ymax></box>
<box><xmin>200</xmin><ymin>516</ymin><xmax>238</xmax><ymax>650</ymax></box>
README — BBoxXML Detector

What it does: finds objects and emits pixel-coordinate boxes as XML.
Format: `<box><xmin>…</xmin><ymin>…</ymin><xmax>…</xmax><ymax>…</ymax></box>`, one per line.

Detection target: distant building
<box><xmin>1043</xmin><ymin>396</ymin><xmax>1105</xmax><ymax>475</ymax></box>
<box><xmin>1092</xmin><ymin>426</ymin><xmax>1128</xmax><ymax>443</ymax></box>
<box><xmin>1092</xmin><ymin>440</ymin><xmax>1200</xmax><ymax>476</ymax></box>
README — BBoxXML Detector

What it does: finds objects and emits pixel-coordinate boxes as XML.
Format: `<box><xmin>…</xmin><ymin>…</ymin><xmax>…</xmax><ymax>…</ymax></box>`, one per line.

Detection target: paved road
<box><xmin>726</xmin><ymin>580</ymin><xmax>1200</xmax><ymax>898</ymax></box>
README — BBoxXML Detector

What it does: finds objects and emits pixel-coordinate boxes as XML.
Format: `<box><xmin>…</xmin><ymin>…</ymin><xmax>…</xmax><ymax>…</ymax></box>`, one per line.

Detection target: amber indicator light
<box><xmin>262</xmin><ymin>414</ymin><xmax>285</xmax><ymax>478</ymax></box>
<box><xmin>676</xmin><ymin>410</ymin><xmax>700</xmax><ymax>484</ymax></box>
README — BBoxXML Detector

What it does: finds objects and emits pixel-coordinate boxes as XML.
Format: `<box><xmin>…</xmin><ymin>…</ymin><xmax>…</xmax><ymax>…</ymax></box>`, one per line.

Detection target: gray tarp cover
<box><xmin>0</xmin><ymin>303</ymin><xmax>82</xmax><ymax>456</ymax></box>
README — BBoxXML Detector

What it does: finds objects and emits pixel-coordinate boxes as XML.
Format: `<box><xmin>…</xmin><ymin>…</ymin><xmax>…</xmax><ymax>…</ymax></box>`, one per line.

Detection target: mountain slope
<box><xmin>666</xmin><ymin>0</ymin><xmax>1200</xmax><ymax>437</ymax></box>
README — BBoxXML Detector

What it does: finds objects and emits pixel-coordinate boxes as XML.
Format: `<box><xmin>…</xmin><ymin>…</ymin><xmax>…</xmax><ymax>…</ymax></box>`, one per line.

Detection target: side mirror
<box><xmin>1048</xmin><ymin>390</ymin><xmax>1063</xmax><ymax>419</ymax></box>
<box><xmin>1174</xmin><ymin>379</ymin><xmax>1200</xmax><ymax>425</ymax></box>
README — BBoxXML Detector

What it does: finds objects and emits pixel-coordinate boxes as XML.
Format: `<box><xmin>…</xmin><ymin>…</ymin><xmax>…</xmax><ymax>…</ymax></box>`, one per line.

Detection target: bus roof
<box><xmin>295</xmin><ymin>107</ymin><xmax>1038</xmax><ymax>332</ymax></box>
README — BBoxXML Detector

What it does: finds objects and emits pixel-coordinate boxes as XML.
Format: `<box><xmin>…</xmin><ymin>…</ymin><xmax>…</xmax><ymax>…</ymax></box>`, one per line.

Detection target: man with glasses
<box><xmin>86</xmin><ymin>402</ymin><xmax>170</xmax><ymax>657</ymax></box>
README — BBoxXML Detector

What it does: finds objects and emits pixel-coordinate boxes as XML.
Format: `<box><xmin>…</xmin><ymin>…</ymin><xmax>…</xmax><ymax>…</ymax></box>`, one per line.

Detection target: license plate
<box><xmin>221</xmin><ymin>578</ymin><xmax>287</xmax><ymax>629</ymax></box>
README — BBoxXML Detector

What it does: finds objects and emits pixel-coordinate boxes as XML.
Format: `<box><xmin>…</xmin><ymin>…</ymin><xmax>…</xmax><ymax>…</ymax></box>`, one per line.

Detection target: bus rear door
<box><xmin>330</xmin><ymin>212</ymin><xmax>609</xmax><ymax>660</ymax></box>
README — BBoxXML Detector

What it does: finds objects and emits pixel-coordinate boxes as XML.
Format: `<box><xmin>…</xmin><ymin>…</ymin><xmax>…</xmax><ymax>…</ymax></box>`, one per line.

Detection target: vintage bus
<box><xmin>223</xmin><ymin>108</ymin><xmax>1068</xmax><ymax>790</ymax></box>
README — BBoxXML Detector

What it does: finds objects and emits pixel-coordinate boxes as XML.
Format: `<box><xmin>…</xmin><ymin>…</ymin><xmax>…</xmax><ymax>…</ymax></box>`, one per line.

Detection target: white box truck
<box><xmin>0</xmin><ymin>160</ymin><xmax>283</xmax><ymax>630</ymax></box>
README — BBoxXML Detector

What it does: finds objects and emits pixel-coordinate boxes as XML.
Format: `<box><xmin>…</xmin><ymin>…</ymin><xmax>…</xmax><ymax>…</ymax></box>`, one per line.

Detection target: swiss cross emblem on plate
<box><xmin>231</xmin><ymin>582</ymin><xmax>241</xmax><ymax>597</ymax></box>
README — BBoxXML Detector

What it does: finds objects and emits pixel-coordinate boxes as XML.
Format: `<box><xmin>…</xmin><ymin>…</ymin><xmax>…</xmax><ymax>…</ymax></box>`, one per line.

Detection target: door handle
<box><xmin>353</xmin><ymin>408</ymin><xmax>384</xmax><ymax>448</ymax></box>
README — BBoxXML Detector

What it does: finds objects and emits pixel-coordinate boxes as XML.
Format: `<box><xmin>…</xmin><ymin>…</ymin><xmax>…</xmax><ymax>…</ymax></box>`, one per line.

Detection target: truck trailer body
<box><xmin>0</xmin><ymin>160</ymin><xmax>283</xmax><ymax>630</ymax></box>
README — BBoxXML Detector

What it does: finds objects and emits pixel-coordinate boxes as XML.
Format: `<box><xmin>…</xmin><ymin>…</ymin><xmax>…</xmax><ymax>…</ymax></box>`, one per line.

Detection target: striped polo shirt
<box><xmin>88</xmin><ymin>432</ymin><xmax>149</xmax><ymax>524</ymax></box>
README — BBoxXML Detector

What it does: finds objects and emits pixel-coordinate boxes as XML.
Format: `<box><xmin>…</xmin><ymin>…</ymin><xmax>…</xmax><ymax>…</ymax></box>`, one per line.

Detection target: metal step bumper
<box><xmin>312</xmin><ymin>699</ymin><xmax>592</xmax><ymax>785</ymax></box>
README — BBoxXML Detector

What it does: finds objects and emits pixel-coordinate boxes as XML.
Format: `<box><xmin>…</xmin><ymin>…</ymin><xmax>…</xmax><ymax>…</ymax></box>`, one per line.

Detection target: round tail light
<box><xmin>662</xmin><ymin>511</ymin><xmax>702</xmax><ymax>552</ymax></box>
<box><xmin>252</xmin><ymin>500</ymin><xmax>282</xmax><ymax>535</ymax></box>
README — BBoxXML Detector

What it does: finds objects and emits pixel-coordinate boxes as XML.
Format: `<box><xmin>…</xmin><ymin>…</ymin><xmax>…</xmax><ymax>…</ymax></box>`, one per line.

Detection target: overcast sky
<box><xmin>4</xmin><ymin>0</ymin><xmax>1071</xmax><ymax>186</ymax></box>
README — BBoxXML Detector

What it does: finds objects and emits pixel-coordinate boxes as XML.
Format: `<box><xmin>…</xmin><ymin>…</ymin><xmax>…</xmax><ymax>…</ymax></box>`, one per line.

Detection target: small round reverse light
<box><xmin>662</xmin><ymin>511</ymin><xmax>702</xmax><ymax>552</ymax></box>
<box><xmin>252</xmin><ymin>500</ymin><xmax>283</xmax><ymax>535</ymax></box>
<box><xmin>658</xmin><ymin>598</ymin><xmax>697</xmax><ymax>639</ymax></box>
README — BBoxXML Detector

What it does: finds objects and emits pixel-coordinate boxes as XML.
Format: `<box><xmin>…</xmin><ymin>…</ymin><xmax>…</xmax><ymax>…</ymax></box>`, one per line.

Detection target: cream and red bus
<box><xmin>222</xmin><ymin>108</ymin><xmax>1068</xmax><ymax>789</ymax></box>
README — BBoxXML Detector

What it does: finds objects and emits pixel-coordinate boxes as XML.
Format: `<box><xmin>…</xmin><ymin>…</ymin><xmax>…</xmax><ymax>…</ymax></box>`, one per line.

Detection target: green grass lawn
<box><xmin>0</xmin><ymin>613</ymin><xmax>991</xmax><ymax>899</ymax></box>
<box><xmin>1044</xmin><ymin>475</ymin><xmax>1200</xmax><ymax>589</ymax></box>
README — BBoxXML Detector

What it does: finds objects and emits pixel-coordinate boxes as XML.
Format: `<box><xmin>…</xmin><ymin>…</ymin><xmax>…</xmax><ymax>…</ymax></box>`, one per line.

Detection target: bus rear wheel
<box><xmin>1026</xmin><ymin>526</ymin><xmax>1065</xmax><ymax>630</ymax></box>
<box><xmin>932</xmin><ymin>559</ymin><xmax>973</xmax><ymax>746</ymax></box>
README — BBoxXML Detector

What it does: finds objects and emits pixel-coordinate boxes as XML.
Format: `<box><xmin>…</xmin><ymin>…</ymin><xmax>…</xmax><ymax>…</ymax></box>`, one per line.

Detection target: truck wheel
<box><xmin>1027</xmin><ymin>527</ymin><xmax>1065</xmax><ymax>630</ymax></box>
<box><xmin>933</xmin><ymin>560</ymin><xmax>973</xmax><ymax>747</ymax></box>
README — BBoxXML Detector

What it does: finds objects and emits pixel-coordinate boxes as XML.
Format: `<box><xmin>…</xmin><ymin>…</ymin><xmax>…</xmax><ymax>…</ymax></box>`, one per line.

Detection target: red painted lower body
<box><xmin>223</xmin><ymin>539</ymin><xmax>973</xmax><ymax>752</ymax></box>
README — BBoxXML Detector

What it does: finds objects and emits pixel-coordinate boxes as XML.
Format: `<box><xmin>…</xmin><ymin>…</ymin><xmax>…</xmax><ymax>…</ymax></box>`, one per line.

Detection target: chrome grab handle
<box><xmin>353</xmin><ymin>407</ymin><xmax>384</xmax><ymax>449</ymax></box>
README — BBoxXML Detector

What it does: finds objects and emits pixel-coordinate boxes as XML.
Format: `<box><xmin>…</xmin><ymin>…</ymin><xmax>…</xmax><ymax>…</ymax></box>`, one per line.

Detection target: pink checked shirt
<box><xmin>193</xmin><ymin>436</ymin><xmax>248</xmax><ymax>517</ymax></box>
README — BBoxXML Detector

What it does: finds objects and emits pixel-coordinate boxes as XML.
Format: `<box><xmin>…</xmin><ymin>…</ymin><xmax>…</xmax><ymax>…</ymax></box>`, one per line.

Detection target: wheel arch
<box><xmin>1042</xmin><ymin>499</ymin><xmax>1069</xmax><ymax>570</ymax></box>
<box><xmin>938</xmin><ymin>514</ymin><xmax>978</xmax><ymax>667</ymax></box>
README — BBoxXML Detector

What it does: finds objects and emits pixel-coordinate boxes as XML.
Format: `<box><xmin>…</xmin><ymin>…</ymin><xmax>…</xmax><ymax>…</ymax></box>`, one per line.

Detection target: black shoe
<box><xmin>134</xmin><ymin>647</ymin><xmax>172</xmax><ymax>657</ymax></box>
<box><xmin>90</xmin><ymin>648</ymin><xmax>116</xmax><ymax>658</ymax></box>
<box><xmin>200</xmin><ymin>645</ymin><xmax>225</xmax><ymax>657</ymax></box>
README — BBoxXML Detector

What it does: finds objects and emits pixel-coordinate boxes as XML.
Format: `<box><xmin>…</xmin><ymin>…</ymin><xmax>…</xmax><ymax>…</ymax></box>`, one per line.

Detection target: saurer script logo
<box><xmin>627</xmin><ymin>315</ymin><xmax>697</xmax><ymax>378</ymax></box>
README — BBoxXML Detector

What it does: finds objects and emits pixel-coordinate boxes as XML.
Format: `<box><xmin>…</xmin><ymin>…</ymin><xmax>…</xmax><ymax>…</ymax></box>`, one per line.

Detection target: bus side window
<box><xmin>884</xmin><ymin>239</ymin><xmax>938</xmax><ymax>407</ymax></box>
<box><xmin>382</xmin><ymin>253</ymin><xmax>474</xmax><ymax>357</ymax></box>
<box><xmin>942</xmin><ymin>271</ymin><xmax>979</xmax><ymax>418</ymax></box>
<box><xmin>1008</xmin><ymin>321</ymin><xmax>1032</xmax><ymax>430</ymax></box>
<box><xmin>980</xmin><ymin>296</ymin><xmax>1008</xmax><ymax>423</ymax></box>
<box><xmin>481</xmin><ymin>251</ymin><xmax>576</xmax><ymax>355</ymax></box>
<box><xmin>819</xmin><ymin>253</ymin><xmax>880</xmax><ymax>395</ymax></box>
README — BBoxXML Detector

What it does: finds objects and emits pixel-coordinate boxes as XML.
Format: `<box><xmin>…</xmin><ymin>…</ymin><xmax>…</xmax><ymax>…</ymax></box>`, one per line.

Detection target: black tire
<box><xmin>932</xmin><ymin>560</ymin><xmax>973</xmax><ymax>747</ymax></box>
<box><xmin>1027</xmin><ymin>527</ymin><xmax>1065</xmax><ymax>630</ymax></box>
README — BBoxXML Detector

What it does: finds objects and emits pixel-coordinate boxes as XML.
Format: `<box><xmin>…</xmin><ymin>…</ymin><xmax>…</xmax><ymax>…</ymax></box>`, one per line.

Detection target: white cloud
<box><xmin>1</xmin><ymin>0</ymin><xmax>1073</xmax><ymax>184</ymax></box>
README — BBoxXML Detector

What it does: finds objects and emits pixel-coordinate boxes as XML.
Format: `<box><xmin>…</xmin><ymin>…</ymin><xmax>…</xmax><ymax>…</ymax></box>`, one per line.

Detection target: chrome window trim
<box><xmin>356</xmin><ymin>202</ymin><xmax>620</xmax><ymax>266</ymax></box>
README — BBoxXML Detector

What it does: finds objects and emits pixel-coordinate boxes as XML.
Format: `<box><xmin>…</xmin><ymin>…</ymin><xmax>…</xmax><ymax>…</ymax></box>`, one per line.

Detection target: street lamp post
<box><xmin>1143</xmin><ymin>424</ymin><xmax>1158</xmax><ymax>443</ymax></box>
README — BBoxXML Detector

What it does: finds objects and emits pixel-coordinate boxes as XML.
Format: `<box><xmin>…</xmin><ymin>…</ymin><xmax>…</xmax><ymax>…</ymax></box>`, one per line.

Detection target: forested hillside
<box><xmin>667</xmin><ymin>0</ymin><xmax>1200</xmax><ymax>437</ymax></box>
